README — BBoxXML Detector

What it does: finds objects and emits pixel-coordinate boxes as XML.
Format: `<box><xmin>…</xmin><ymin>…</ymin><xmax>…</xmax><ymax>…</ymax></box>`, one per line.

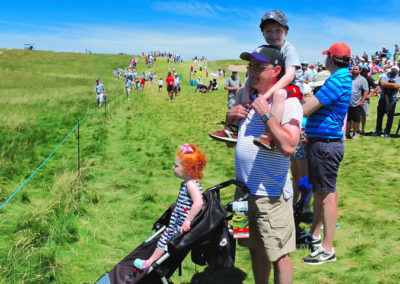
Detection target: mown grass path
<box><xmin>0</xmin><ymin>50</ymin><xmax>399</xmax><ymax>283</ymax></box>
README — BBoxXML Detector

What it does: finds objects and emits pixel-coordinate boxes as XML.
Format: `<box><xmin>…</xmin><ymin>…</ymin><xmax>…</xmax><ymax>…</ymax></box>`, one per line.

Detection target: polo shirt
<box><xmin>305</xmin><ymin>68</ymin><xmax>351</xmax><ymax>139</ymax></box>
<box><xmin>235</xmin><ymin>98</ymin><xmax>303</xmax><ymax>198</ymax></box>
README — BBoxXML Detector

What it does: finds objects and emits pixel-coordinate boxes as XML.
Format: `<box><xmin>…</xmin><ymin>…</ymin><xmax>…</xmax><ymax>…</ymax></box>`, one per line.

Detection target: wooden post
<box><xmin>77</xmin><ymin>120</ymin><xmax>80</xmax><ymax>187</ymax></box>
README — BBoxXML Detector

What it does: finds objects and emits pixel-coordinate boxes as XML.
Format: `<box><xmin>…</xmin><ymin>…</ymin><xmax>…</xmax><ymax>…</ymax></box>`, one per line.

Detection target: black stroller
<box><xmin>95</xmin><ymin>179</ymin><xmax>249</xmax><ymax>284</ymax></box>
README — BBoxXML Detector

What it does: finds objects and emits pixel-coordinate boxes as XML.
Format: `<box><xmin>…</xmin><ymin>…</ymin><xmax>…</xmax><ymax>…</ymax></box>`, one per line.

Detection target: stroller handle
<box><xmin>204</xmin><ymin>179</ymin><xmax>250</xmax><ymax>195</ymax></box>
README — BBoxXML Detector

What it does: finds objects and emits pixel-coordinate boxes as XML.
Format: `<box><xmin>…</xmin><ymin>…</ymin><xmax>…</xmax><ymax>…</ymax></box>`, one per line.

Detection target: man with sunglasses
<box><xmin>226</xmin><ymin>45</ymin><xmax>302</xmax><ymax>283</ymax></box>
<box><xmin>300</xmin><ymin>42</ymin><xmax>352</xmax><ymax>265</ymax></box>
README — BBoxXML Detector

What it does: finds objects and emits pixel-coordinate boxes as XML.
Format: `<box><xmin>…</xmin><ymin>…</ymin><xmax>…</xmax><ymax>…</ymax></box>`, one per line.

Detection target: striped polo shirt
<box><xmin>235</xmin><ymin>98</ymin><xmax>303</xmax><ymax>198</ymax></box>
<box><xmin>305</xmin><ymin>68</ymin><xmax>352</xmax><ymax>139</ymax></box>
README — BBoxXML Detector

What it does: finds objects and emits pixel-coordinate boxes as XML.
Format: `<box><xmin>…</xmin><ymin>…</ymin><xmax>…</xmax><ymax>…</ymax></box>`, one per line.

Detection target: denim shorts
<box><xmin>306</xmin><ymin>140</ymin><xmax>344</xmax><ymax>193</ymax></box>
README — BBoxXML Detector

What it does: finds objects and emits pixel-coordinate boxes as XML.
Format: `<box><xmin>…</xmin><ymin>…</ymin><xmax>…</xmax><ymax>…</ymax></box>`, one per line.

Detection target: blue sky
<box><xmin>1</xmin><ymin>0</ymin><xmax>400</xmax><ymax>63</ymax></box>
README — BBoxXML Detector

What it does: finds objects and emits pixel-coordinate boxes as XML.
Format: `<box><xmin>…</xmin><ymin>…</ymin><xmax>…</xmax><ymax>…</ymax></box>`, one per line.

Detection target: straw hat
<box><xmin>309</xmin><ymin>71</ymin><xmax>331</xmax><ymax>88</ymax></box>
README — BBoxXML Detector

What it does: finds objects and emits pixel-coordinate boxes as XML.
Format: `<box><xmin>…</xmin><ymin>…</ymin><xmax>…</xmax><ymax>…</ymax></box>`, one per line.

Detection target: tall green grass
<box><xmin>0</xmin><ymin>49</ymin><xmax>399</xmax><ymax>283</ymax></box>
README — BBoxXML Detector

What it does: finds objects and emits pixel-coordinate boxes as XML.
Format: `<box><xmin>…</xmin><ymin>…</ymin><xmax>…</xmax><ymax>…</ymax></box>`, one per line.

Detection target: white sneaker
<box><xmin>303</xmin><ymin>246</ymin><xmax>336</xmax><ymax>265</ymax></box>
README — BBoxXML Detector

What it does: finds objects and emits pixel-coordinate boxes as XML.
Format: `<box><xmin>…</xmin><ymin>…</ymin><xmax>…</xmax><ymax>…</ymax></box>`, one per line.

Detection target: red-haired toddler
<box><xmin>133</xmin><ymin>144</ymin><xmax>206</xmax><ymax>270</ymax></box>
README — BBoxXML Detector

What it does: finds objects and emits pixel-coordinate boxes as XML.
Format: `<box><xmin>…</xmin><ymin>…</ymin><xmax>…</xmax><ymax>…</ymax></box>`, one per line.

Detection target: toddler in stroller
<box><xmin>133</xmin><ymin>143</ymin><xmax>206</xmax><ymax>271</ymax></box>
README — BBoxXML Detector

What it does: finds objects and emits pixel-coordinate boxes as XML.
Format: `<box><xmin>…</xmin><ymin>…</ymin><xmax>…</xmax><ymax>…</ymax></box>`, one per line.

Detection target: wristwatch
<box><xmin>261</xmin><ymin>113</ymin><xmax>272</xmax><ymax>123</ymax></box>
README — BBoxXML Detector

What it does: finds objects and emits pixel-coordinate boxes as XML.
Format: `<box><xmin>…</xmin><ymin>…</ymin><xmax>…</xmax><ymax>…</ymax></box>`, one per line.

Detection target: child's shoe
<box><xmin>133</xmin><ymin>259</ymin><xmax>149</xmax><ymax>271</ymax></box>
<box><xmin>209</xmin><ymin>126</ymin><xmax>238</xmax><ymax>143</ymax></box>
<box><xmin>253</xmin><ymin>132</ymin><xmax>274</xmax><ymax>150</ymax></box>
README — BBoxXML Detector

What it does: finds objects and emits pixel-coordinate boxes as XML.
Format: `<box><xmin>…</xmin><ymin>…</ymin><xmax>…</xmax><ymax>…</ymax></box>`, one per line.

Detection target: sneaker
<box><xmin>253</xmin><ymin>132</ymin><xmax>275</xmax><ymax>150</ymax></box>
<box><xmin>133</xmin><ymin>259</ymin><xmax>149</xmax><ymax>271</ymax></box>
<box><xmin>296</xmin><ymin>232</ymin><xmax>321</xmax><ymax>249</ymax></box>
<box><xmin>372</xmin><ymin>131</ymin><xmax>381</xmax><ymax>137</ymax></box>
<box><xmin>303</xmin><ymin>246</ymin><xmax>336</xmax><ymax>265</ymax></box>
<box><xmin>360</xmin><ymin>129</ymin><xmax>365</xmax><ymax>135</ymax></box>
<box><xmin>208</xmin><ymin>127</ymin><xmax>238</xmax><ymax>143</ymax></box>
<box><xmin>381</xmin><ymin>132</ymin><xmax>389</xmax><ymax>138</ymax></box>
<box><xmin>352</xmin><ymin>134</ymin><xmax>358</xmax><ymax>139</ymax></box>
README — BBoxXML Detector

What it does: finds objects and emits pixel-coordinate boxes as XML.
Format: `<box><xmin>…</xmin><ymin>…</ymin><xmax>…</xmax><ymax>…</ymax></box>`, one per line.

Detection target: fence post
<box><xmin>105</xmin><ymin>97</ymin><xmax>107</xmax><ymax>120</ymax></box>
<box><xmin>77</xmin><ymin>120</ymin><xmax>80</xmax><ymax>187</ymax></box>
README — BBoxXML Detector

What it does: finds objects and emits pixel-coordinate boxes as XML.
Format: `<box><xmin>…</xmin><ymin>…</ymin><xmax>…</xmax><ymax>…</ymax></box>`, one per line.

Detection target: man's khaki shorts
<box><xmin>238</xmin><ymin>194</ymin><xmax>296</xmax><ymax>262</ymax></box>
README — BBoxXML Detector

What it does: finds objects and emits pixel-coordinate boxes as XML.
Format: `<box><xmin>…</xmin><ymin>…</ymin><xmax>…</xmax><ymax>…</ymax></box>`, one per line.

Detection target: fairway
<box><xmin>0</xmin><ymin>49</ymin><xmax>399</xmax><ymax>283</ymax></box>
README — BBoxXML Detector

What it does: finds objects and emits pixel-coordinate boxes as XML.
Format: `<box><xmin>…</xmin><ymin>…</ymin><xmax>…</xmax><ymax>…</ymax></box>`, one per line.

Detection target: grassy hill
<box><xmin>0</xmin><ymin>49</ymin><xmax>399</xmax><ymax>283</ymax></box>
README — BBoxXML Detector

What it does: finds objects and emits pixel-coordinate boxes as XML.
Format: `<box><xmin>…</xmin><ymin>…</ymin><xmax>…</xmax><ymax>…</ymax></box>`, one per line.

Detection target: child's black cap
<box><xmin>260</xmin><ymin>10</ymin><xmax>289</xmax><ymax>31</ymax></box>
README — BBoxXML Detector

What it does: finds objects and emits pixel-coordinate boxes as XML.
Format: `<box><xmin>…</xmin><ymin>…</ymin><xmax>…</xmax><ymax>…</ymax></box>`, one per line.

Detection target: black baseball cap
<box><xmin>240</xmin><ymin>45</ymin><xmax>284</xmax><ymax>67</ymax></box>
<box><xmin>361</xmin><ymin>66</ymin><xmax>370</xmax><ymax>72</ymax></box>
<box><xmin>260</xmin><ymin>10</ymin><xmax>289</xmax><ymax>31</ymax></box>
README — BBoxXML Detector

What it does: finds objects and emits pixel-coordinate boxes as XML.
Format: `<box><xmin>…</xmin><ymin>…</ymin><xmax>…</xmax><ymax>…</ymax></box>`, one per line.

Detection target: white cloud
<box><xmin>151</xmin><ymin>1</ymin><xmax>219</xmax><ymax>18</ymax></box>
<box><xmin>1</xmin><ymin>15</ymin><xmax>400</xmax><ymax>63</ymax></box>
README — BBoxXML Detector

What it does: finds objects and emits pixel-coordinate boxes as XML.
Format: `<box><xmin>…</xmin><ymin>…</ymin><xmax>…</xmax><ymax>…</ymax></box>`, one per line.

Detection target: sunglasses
<box><xmin>247</xmin><ymin>64</ymin><xmax>273</xmax><ymax>74</ymax></box>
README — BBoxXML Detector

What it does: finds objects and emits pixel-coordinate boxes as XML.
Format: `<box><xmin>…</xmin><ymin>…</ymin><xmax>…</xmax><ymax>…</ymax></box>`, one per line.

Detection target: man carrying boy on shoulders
<box><xmin>226</xmin><ymin>45</ymin><xmax>302</xmax><ymax>284</ymax></box>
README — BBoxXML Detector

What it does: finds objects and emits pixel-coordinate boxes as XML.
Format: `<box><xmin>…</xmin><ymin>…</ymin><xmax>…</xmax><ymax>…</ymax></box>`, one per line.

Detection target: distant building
<box><xmin>24</xmin><ymin>43</ymin><xmax>34</xmax><ymax>50</ymax></box>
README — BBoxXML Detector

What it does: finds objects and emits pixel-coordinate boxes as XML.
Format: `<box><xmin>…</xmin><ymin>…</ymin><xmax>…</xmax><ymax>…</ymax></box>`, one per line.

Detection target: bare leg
<box><xmin>361</xmin><ymin>115</ymin><xmax>366</xmax><ymax>131</ymax></box>
<box><xmin>249</xmin><ymin>247</ymin><xmax>271</xmax><ymax>284</ymax></box>
<box><xmin>146</xmin><ymin>247</ymin><xmax>166</xmax><ymax>266</ymax></box>
<box><xmin>273</xmin><ymin>254</ymin><xmax>293</xmax><ymax>284</ymax></box>
<box><xmin>346</xmin><ymin>121</ymin><xmax>352</xmax><ymax>137</ymax></box>
<box><xmin>269</xmin><ymin>89</ymin><xmax>287</xmax><ymax>123</ymax></box>
<box><xmin>309</xmin><ymin>193</ymin><xmax>323</xmax><ymax>239</ymax></box>
<box><xmin>310</xmin><ymin>190</ymin><xmax>337</xmax><ymax>251</ymax></box>
<box><xmin>320</xmin><ymin>191</ymin><xmax>338</xmax><ymax>251</ymax></box>
<box><xmin>290</xmin><ymin>160</ymin><xmax>301</xmax><ymax>205</ymax></box>
<box><xmin>291</xmin><ymin>158</ymin><xmax>309</xmax><ymax>205</ymax></box>
<box><xmin>353</xmin><ymin>122</ymin><xmax>360</xmax><ymax>136</ymax></box>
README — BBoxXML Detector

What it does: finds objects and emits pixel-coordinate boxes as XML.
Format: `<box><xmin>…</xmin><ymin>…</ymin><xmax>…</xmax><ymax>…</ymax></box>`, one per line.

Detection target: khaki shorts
<box><xmin>238</xmin><ymin>194</ymin><xmax>296</xmax><ymax>262</ymax></box>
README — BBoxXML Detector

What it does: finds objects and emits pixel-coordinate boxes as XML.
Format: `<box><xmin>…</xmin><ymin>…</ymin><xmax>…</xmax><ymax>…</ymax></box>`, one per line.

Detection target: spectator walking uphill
<box><xmin>225</xmin><ymin>45</ymin><xmax>302</xmax><ymax>283</ymax></box>
<box><xmin>125</xmin><ymin>76</ymin><xmax>133</xmax><ymax>100</ymax></box>
<box><xmin>158</xmin><ymin>77</ymin><xmax>163</xmax><ymax>92</ymax></box>
<box><xmin>94</xmin><ymin>78</ymin><xmax>106</xmax><ymax>108</ymax></box>
<box><xmin>373</xmin><ymin>66</ymin><xmax>400</xmax><ymax>137</ymax></box>
<box><xmin>300</xmin><ymin>42</ymin><xmax>352</xmax><ymax>265</ymax></box>
<box><xmin>140</xmin><ymin>77</ymin><xmax>146</xmax><ymax>93</ymax></box>
<box><xmin>166</xmin><ymin>72</ymin><xmax>175</xmax><ymax>100</ymax></box>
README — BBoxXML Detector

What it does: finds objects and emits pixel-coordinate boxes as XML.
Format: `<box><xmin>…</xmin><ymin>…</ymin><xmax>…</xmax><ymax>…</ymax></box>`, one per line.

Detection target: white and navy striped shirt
<box><xmin>235</xmin><ymin>98</ymin><xmax>303</xmax><ymax>199</ymax></box>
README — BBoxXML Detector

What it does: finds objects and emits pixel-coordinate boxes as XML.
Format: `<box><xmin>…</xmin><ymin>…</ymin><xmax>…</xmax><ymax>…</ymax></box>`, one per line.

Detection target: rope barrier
<box><xmin>0</xmin><ymin>107</ymin><xmax>99</xmax><ymax>211</ymax></box>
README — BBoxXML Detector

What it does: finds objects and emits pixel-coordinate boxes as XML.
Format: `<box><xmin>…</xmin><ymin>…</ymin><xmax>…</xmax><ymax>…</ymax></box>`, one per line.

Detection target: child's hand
<box><xmin>180</xmin><ymin>220</ymin><xmax>191</xmax><ymax>234</ymax></box>
<box><xmin>261</xmin><ymin>89</ymin><xmax>273</xmax><ymax>100</ymax></box>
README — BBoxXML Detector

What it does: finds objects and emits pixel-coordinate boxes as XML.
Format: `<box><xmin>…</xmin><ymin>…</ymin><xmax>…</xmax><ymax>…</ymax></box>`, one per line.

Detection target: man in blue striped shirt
<box><xmin>301</xmin><ymin>42</ymin><xmax>352</xmax><ymax>265</ymax></box>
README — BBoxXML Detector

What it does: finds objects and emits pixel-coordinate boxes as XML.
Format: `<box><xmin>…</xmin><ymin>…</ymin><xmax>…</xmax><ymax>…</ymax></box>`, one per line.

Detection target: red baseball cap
<box><xmin>322</xmin><ymin>42</ymin><xmax>351</xmax><ymax>60</ymax></box>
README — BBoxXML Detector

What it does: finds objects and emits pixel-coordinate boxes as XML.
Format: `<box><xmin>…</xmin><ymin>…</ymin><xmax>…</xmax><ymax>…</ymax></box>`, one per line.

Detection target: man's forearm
<box><xmin>360</xmin><ymin>91</ymin><xmax>368</xmax><ymax>105</ymax></box>
<box><xmin>381</xmin><ymin>81</ymin><xmax>399</xmax><ymax>89</ymax></box>
<box><xmin>302</xmin><ymin>96</ymin><xmax>323</xmax><ymax>117</ymax></box>
<box><xmin>263</xmin><ymin>116</ymin><xmax>299</xmax><ymax>157</ymax></box>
